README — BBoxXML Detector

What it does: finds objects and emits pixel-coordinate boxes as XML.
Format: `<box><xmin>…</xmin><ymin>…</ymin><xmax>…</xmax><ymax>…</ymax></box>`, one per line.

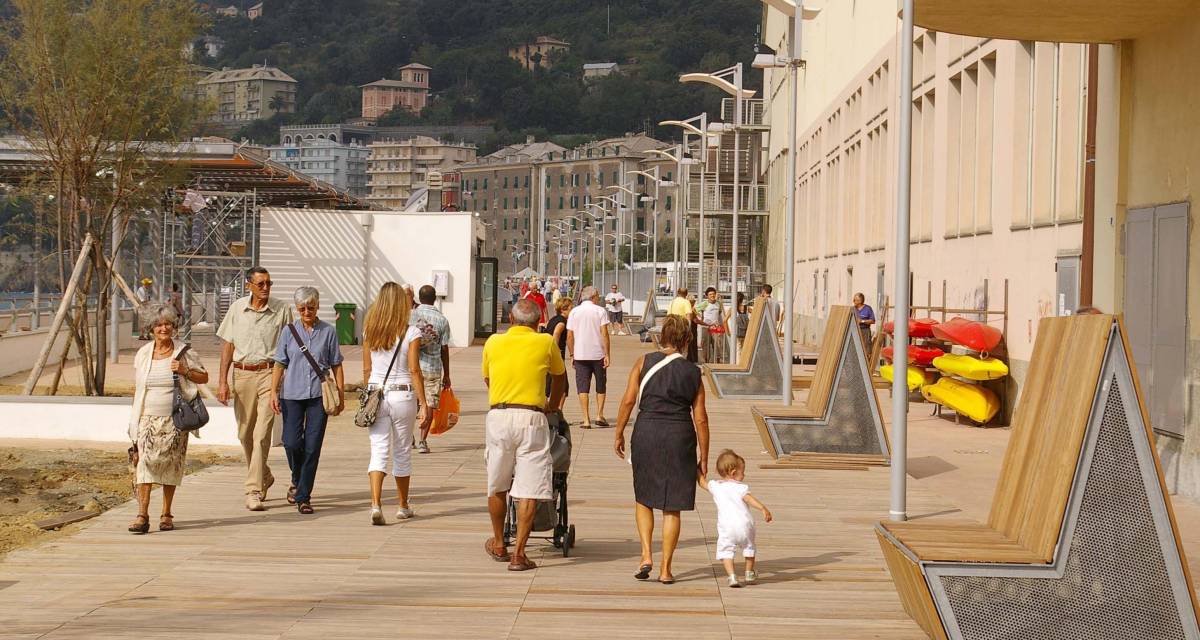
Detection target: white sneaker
<box><xmin>416</xmin><ymin>440</ymin><xmax>431</xmax><ymax>454</ymax></box>
<box><xmin>245</xmin><ymin>491</ymin><xmax>265</xmax><ymax>512</ymax></box>
<box><xmin>727</xmin><ymin>574</ymin><xmax>742</xmax><ymax>588</ymax></box>
<box><xmin>395</xmin><ymin>507</ymin><xmax>414</xmax><ymax>520</ymax></box>
<box><xmin>744</xmin><ymin>570</ymin><xmax>758</xmax><ymax>585</ymax></box>
<box><xmin>370</xmin><ymin>506</ymin><xmax>384</xmax><ymax>526</ymax></box>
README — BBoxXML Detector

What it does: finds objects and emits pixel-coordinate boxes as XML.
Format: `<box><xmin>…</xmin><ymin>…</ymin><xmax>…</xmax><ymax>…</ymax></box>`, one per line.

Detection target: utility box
<box><xmin>333</xmin><ymin>303</ymin><xmax>357</xmax><ymax>345</ymax></box>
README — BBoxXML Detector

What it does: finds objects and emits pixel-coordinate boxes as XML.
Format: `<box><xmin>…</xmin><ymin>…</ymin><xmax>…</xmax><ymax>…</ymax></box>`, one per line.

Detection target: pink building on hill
<box><xmin>360</xmin><ymin>63</ymin><xmax>431</xmax><ymax>120</ymax></box>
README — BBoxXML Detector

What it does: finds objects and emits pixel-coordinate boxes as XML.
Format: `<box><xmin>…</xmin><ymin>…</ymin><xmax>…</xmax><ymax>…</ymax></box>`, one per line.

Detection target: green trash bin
<box><xmin>333</xmin><ymin>303</ymin><xmax>357</xmax><ymax>345</ymax></box>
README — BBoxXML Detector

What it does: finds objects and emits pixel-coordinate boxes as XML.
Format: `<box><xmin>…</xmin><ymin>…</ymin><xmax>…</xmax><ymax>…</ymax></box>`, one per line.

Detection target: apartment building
<box><xmin>366</xmin><ymin>136</ymin><xmax>477</xmax><ymax>210</ymax></box>
<box><xmin>360</xmin><ymin>63</ymin><xmax>432</xmax><ymax>120</ymax></box>
<box><xmin>760</xmin><ymin>1</ymin><xmax>1092</xmax><ymax>387</ymax></box>
<box><xmin>458</xmin><ymin>134</ymin><xmax>683</xmax><ymax>278</ymax></box>
<box><xmin>266</xmin><ymin>138</ymin><xmax>371</xmax><ymax>198</ymax></box>
<box><xmin>197</xmin><ymin>64</ymin><xmax>297</xmax><ymax>124</ymax></box>
<box><xmin>508</xmin><ymin>36</ymin><xmax>570</xmax><ymax>71</ymax></box>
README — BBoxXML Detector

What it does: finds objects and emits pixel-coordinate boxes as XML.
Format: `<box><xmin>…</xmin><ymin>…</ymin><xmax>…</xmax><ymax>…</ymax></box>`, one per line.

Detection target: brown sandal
<box><xmin>287</xmin><ymin>485</ymin><xmax>297</xmax><ymax>505</ymax></box>
<box><xmin>128</xmin><ymin>514</ymin><xmax>150</xmax><ymax>534</ymax></box>
<box><xmin>298</xmin><ymin>502</ymin><xmax>314</xmax><ymax>514</ymax></box>
<box><xmin>507</xmin><ymin>555</ymin><xmax>537</xmax><ymax>572</ymax></box>
<box><xmin>485</xmin><ymin>537</ymin><xmax>510</xmax><ymax>562</ymax></box>
<box><xmin>158</xmin><ymin>514</ymin><xmax>174</xmax><ymax>531</ymax></box>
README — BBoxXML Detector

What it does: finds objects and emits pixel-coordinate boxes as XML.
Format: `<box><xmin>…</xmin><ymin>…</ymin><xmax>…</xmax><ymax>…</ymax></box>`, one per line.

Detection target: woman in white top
<box><xmin>361</xmin><ymin>282</ymin><xmax>428</xmax><ymax>525</ymax></box>
<box><xmin>127</xmin><ymin>304</ymin><xmax>209</xmax><ymax>534</ymax></box>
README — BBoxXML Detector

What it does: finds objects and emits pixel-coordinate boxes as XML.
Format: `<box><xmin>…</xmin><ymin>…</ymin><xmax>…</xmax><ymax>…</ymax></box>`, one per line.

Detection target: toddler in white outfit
<box><xmin>699</xmin><ymin>449</ymin><xmax>773</xmax><ymax>588</ymax></box>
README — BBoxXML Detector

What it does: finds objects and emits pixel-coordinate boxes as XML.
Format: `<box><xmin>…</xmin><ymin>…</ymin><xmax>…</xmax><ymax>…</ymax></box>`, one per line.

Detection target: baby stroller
<box><xmin>503</xmin><ymin>410</ymin><xmax>576</xmax><ymax>557</ymax></box>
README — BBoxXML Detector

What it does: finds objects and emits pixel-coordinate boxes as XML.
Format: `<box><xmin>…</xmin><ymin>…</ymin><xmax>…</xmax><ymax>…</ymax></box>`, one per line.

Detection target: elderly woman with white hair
<box><xmin>270</xmin><ymin>286</ymin><xmax>345</xmax><ymax>514</ymax></box>
<box><xmin>128</xmin><ymin>303</ymin><xmax>209</xmax><ymax>534</ymax></box>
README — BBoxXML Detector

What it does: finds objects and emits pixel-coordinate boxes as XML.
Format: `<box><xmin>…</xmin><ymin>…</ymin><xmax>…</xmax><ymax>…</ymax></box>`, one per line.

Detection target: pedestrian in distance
<box><xmin>756</xmin><ymin>284</ymin><xmax>782</xmax><ymax>336</ymax></box>
<box><xmin>411</xmin><ymin>284</ymin><xmax>452</xmax><ymax>454</ymax></box>
<box><xmin>481</xmin><ymin>299</ymin><xmax>567</xmax><ymax>571</ymax></box>
<box><xmin>698</xmin><ymin>449</ymin><xmax>773</xmax><ymax>588</ymax></box>
<box><xmin>544</xmin><ymin>296</ymin><xmax>573</xmax><ymax>412</ymax></box>
<box><xmin>135</xmin><ymin>277</ymin><xmax>155</xmax><ymax>339</ymax></box>
<box><xmin>695</xmin><ymin>287</ymin><xmax>728</xmax><ymax>364</ymax></box>
<box><xmin>567</xmin><ymin>286</ymin><xmax>611</xmax><ymax>429</ymax></box>
<box><xmin>269</xmin><ymin>286</ymin><xmax>344</xmax><ymax>514</ymax></box>
<box><xmin>853</xmin><ymin>292</ymin><xmax>875</xmax><ymax>349</ymax></box>
<box><xmin>362</xmin><ymin>282</ymin><xmax>428</xmax><ymax>525</ymax></box>
<box><xmin>735</xmin><ymin>292</ymin><xmax>749</xmax><ymax>351</ymax></box>
<box><xmin>613</xmin><ymin>314</ymin><xmax>710</xmax><ymax>584</ymax></box>
<box><xmin>216</xmin><ymin>266</ymin><xmax>294</xmax><ymax>512</ymax></box>
<box><xmin>127</xmin><ymin>303</ymin><xmax>209</xmax><ymax>533</ymax></box>
<box><xmin>605</xmin><ymin>283</ymin><xmax>628</xmax><ymax>335</ymax></box>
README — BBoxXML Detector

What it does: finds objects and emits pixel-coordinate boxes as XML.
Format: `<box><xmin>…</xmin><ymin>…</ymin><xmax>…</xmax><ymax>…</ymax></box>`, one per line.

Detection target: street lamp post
<box><xmin>660</xmin><ymin>116</ymin><xmax>710</xmax><ymax>293</ymax></box>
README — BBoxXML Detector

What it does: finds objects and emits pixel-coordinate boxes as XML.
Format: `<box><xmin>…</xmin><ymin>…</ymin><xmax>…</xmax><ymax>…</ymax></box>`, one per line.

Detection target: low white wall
<box><xmin>0</xmin><ymin>396</ymin><xmax>240</xmax><ymax>446</ymax></box>
<box><xmin>0</xmin><ymin>312</ymin><xmax>136</xmax><ymax>379</ymax></box>
<box><xmin>260</xmin><ymin>208</ymin><xmax>475</xmax><ymax>347</ymax></box>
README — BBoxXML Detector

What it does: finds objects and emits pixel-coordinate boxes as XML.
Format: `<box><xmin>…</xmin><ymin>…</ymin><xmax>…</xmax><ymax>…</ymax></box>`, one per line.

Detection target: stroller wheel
<box><xmin>562</xmin><ymin>524</ymin><xmax>576</xmax><ymax>557</ymax></box>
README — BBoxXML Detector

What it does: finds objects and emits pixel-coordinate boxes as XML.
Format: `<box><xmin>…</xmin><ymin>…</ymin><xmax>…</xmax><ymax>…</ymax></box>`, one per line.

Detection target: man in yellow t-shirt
<box><xmin>480</xmin><ymin>299</ymin><xmax>566</xmax><ymax>572</ymax></box>
<box><xmin>667</xmin><ymin>287</ymin><xmax>698</xmax><ymax>362</ymax></box>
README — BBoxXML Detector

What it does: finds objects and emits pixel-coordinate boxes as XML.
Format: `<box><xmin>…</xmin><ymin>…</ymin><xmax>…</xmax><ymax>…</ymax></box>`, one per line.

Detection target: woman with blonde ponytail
<box><xmin>360</xmin><ymin>282</ymin><xmax>428</xmax><ymax>525</ymax></box>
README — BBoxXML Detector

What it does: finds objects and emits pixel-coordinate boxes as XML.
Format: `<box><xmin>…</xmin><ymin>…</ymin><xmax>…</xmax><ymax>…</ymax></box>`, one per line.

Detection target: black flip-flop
<box><xmin>658</xmin><ymin>576</ymin><xmax>676</xmax><ymax>585</ymax></box>
<box><xmin>634</xmin><ymin>564</ymin><xmax>652</xmax><ymax>580</ymax></box>
<box><xmin>580</xmin><ymin>422</ymin><xmax>593</xmax><ymax>430</ymax></box>
<box><xmin>595</xmin><ymin>418</ymin><xmax>609</xmax><ymax>427</ymax></box>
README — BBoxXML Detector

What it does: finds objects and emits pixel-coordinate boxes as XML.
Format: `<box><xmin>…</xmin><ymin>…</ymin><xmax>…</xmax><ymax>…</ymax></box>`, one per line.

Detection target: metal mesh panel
<box><xmin>940</xmin><ymin>376</ymin><xmax>1187</xmax><ymax>640</ymax></box>
<box><xmin>711</xmin><ymin>308</ymin><xmax>783</xmax><ymax>396</ymax></box>
<box><xmin>769</xmin><ymin>333</ymin><xmax>884</xmax><ymax>455</ymax></box>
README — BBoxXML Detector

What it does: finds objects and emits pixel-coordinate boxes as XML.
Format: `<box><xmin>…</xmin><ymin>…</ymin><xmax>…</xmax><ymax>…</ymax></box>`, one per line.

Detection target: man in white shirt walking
<box><xmin>604</xmin><ymin>283</ymin><xmax>627</xmax><ymax>335</ymax></box>
<box><xmin>567</xmin><ymin>286</ymin><xmax>611</xmax><ymax>428</ymax></box>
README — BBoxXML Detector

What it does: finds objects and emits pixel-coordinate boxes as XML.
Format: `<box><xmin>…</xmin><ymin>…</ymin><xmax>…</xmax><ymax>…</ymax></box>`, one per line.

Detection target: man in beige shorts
<box><xmin>480</xmin><ymin>299</ymin><xmax>566</xmax><ymax>571</ymax></box>
<box><xmin>217</xmin><ymin>266</ymin><xmax>293</xmax><ymax>511</ymax></box>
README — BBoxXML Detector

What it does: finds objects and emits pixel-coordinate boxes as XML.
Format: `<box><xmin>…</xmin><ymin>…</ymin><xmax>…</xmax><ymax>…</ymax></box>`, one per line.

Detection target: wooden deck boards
<box><xmin>0</xmin><ymin>334</ymin><xmax>937</xmax><ymax>639</ymax></box>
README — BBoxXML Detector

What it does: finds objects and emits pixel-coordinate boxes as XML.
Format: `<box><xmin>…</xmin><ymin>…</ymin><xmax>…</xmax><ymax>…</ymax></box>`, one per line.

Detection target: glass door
<box><xmin>474</xmin><ymin>257</ymin><xmax>498</xmax><ymax>338</ymax></box>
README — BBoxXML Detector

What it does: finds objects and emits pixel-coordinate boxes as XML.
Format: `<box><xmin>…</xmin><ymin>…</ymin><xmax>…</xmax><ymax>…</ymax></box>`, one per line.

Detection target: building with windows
<box><xmin>759</xmin><ymin>2</ymin><xmax>1093</xmax><ymax>389</ymax></box>
<box><xmin>197</xmin><ymin>64</ymin><xmax>297</xmax><ymax>125</ymax></box>
<box><xmin>265</xmin><ymin>138</ymin><xmax>371</xmax><ymax>199</ymax></box>
<box><xmin>360</xmin><ymin>63</ymin><xmax>432</xmax><ymax>119</ymax></box>
<box><xmin>366</xmin><ymin>136</ymin><xmax>477</xmax><ymax>210</ymax></box>
<box><xmin>508</xmin><ymin>36</ymin><xmax>570</xmax><ymax>71</ymax></box>
<box><xmin>246</xmin><ymin>2</ymin><xmax>263</xmax><ymax>19</ymax></box>
<box><xmin>459</xmin><ymin>134</ymin><xmax>691</xmax><ymax>279</ymax></box>
<box><xmin>583</xmin><ymin>62</ymin><xmax>620</xmax><ymax>81</ymax></box>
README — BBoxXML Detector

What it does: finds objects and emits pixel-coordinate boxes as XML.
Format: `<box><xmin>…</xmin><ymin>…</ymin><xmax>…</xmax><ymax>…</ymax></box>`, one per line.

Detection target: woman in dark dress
<box><xmin>614</xmin><ymin>315</ymin><xmax>710</xmax><ymax>584</ymax></box>
<box><xmin>544</xmin><ymin>297</ymin><xmax>572</xmax><ymax>410</ymax></box>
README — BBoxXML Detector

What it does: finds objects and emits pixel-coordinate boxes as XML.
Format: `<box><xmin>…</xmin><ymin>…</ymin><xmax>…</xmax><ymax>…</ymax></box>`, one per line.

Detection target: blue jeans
<box><xmin>280</xmin><ymin>397</ymin><xmax>328</xmax><ymax>505</ymax></box>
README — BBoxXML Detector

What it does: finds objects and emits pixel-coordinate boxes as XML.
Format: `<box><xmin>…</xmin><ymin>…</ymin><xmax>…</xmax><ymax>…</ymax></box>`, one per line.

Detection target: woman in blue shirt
<box><xmin>270</xmin><ymin>286</ymin><xmax>345</xmax><ymax>514</ymax></box>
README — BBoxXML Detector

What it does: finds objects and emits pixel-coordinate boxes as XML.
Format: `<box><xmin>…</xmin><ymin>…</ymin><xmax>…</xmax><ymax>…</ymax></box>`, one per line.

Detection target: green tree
<box><xmin>0</xmin><ymin>0</ymin><xmax>207</xmax><ymax>395</ymax></box>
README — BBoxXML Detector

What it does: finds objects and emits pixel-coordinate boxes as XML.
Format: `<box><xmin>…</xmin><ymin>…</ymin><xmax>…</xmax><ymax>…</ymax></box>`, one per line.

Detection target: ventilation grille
<box><xmin>941</xmin><ymin>376</ymin><xmax>1187</xmax><ymax>640</ymax></box>
<box><xmin>771</xmin><ymin>333</ymin><xmax>884</xmax><ymax>455</ymax></box>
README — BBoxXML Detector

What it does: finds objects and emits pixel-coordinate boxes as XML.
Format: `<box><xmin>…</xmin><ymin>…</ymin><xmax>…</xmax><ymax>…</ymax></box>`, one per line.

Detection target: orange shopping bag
<box><xmin>430</xmin><ymin>386</ymin><xmax>460</xmax><ymax>435</ymax></box>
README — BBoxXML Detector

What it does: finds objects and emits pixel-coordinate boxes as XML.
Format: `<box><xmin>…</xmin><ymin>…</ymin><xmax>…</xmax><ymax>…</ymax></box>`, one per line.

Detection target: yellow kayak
<box><xmin>921</xmin><ymin>377</ymin><xmax>1000</xmax><ymax>423</ymax></box>
<box><xmin>880</xmin><ymin>364</ymin><xmax>933</xmax><ymax>392</ymax></box>
<box><xmin>932</xmin><ymin>353</ymin><xmax>1009</xmax><ymax>381</ymax></box>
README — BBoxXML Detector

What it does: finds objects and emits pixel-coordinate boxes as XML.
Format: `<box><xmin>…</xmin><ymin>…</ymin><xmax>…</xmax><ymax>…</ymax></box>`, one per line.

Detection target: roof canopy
<box><xmin>914</xmin><ymin>0</ymin><xmax>1200</xmax><ymax>43</ymax></box>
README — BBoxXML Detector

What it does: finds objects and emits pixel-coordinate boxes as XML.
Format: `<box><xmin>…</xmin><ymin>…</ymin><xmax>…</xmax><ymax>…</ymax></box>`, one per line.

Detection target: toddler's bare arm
<box><xmin>744</xmin><ymin>493</ymin><xmax>773</xmax><ymax>522</ymax></box>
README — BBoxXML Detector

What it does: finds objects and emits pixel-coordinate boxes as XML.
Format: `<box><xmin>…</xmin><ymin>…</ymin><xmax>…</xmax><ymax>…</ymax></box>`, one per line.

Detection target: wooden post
<box><xmin>942</xmin><ymin>280</ymin><xmax>948</xmax><ymax>323</ymax></box>
<box><xmin>23</xmin><ymin>234</ymin><xmax>96</xmax><ymax>395</ymax></box>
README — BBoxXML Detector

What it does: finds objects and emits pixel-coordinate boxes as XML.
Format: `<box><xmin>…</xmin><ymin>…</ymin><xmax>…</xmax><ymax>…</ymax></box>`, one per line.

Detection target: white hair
<box><xmin>511</xmin><ymin>299</ymin><xmax>541</xmax><ymax>327</ymax></box>
<box><xmin>580</xmin><ymin>285</ymin><xmax>597</xmax><ymax>300</ymax></box>
<box><xmin>293</xmin><ymin>286</ymin><xmax>319</xmax><ymax>307</ymax></box>
<box><xmin>140</xmin><ymin>303</ymin><xmax>179</xmax><ymax>334</ymax></box>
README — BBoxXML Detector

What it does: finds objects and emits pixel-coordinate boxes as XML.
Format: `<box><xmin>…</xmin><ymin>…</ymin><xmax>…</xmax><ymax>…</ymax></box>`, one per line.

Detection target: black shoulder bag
<box><xmin>171</xmin><ymin>345</ymin><xmax>210</xmax><ymax>432</ymax></box>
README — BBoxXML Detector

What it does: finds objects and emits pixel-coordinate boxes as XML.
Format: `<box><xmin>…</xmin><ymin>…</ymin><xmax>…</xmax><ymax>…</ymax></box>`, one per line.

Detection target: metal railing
<box><xmin>686</xmin><ymin>182</ymin><xmax>769</xmax><ymax>213</ymax></box>
<box><xmin>721</xmin><ymin>98</ymin><xmax>767</xmax><ymax>127</ymax></box>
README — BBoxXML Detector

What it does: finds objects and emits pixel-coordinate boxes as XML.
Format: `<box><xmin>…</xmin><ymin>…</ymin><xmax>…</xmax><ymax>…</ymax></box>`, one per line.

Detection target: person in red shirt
<box><xmin>524</xmin><ymin>286</ymin><xmax>547</xmax><ymax>327</ymax></box>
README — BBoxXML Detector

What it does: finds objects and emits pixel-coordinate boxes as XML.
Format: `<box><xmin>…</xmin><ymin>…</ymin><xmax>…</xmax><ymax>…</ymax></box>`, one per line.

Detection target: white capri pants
<box><xmin>368</xmin><ymin>389</ymin><xmax>417</xmax><ymax>477</ymax></box>
<box><xmin>715</xmin><ymin>525</ymin><xmax>757</xmax><ymax>560</ymax></box>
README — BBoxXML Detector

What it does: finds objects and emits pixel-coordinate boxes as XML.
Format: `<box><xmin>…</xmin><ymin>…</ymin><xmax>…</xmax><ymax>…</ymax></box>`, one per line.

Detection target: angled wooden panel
<box><xmin>987</xmin><ymin>314</ymin><xmax>1111</xmax><ymax>561</ymax></box>
<box><xmin>706</xmin><ymin>301</ymin><xmax>765</xmax><ymax>372</ymax></box>
<box><xmin>877</xmin><ymin>529</ymin><xmax>949</xmax><ymax>640</ymax></box>
<box><xmin>806</xmin><ymin>306</ymin><xmax>853</xmax><ymax>417</ymax></box>
<box><xmin>705</xmin><ymin>301</ymin><xmax>784</xmax><ymax>398</ymax></box>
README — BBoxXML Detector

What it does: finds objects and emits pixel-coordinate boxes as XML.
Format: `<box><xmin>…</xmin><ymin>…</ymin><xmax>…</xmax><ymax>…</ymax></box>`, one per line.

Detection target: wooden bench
<box><xmin>624</xmin><ymin>289</ymin><xmax>657</xmax><ymax>335</ymax></box>
<box><xmin>877</xmin><ymin>315</ymin><xmax>1200</xmax><ymax>639</ymax></box>
<box><xmin>751</xmin><ymin>306</ymin><xmax>889</xmax><ymax>465</ymax></box>
<box><xmin>702</xmin><ymin>301</ymin><xmax>786</xmax><ymax>399</ymax></box>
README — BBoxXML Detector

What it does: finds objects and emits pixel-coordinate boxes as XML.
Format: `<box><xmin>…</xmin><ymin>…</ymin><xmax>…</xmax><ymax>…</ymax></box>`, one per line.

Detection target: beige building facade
<box><xmin>760</xmin><ymin>1</ymin><xmax>1093</xmax><ymax>381</ymax></box>
<box><xmin>360</xmin><ymin>63</ymin><xmax>432</xmax><ymax>119</ymax></box>
<box><xmin>366</xmin><ymin>136</ymin><xmax>477</xmax><ymax>210</ymax></box>
<box><xmin>198</xmin><ymin>64</ymin><xmax>297</xmax><ymax>124</ymax></box>
<box><xmin>508</xmin><ymin>36</ymin><xmax>570</xmax><ymax>71</ymax></box>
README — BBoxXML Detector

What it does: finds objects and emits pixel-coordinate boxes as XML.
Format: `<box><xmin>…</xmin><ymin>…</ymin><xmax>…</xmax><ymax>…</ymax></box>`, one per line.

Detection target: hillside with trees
<box><xmin>203</xmin><ymin>0</ymin><xmax>762</xmax><ymax>148</ymax></box>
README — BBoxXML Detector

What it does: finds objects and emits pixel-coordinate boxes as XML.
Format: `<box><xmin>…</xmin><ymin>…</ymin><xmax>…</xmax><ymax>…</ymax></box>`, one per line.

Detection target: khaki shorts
<box><xmin>485</xmin><ymin>408</ymin><xmax>553</xmax><ymax>500</ymax></box>
<box><xmin>422</xmin><ymin>373</ymin><xmax>443</xmax><ymax>410</ymax></box>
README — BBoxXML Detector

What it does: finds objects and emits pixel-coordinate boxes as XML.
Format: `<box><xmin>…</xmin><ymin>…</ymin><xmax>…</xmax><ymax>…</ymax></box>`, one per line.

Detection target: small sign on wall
<box><xmin>432</xmin><ymin>270</ymin><xmax>450</xmax><ymax>297</ymax></box>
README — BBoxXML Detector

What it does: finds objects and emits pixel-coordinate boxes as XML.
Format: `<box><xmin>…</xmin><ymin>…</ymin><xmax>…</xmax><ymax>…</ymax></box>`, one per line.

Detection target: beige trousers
<box><xmin>233</xmin><ymin>368</ymin><xmax>276</xmax><ymax>494</ymax></box>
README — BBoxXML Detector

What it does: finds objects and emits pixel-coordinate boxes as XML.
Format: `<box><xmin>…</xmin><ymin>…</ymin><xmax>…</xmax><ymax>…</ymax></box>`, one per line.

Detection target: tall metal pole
<box><xmin>781</xmin><ymin>4</ymin><xmax>801</xmax><ymax>407</ymax></box>
<box><xmin>890</xmin><ymin>0</ymin><xmax>915</xmax><ymax>523</ymax></box>
<box><xmin>538</xmin><ymin>164</ymin><xmax>546</xmax><ymax>276</ymax></box>
<box><xmin>652</xmin><ymin>167</ymin><xmax>660</xmax><ymax>293</ymax></box>
<box><xmin>730</xmin><ymin>63</ymin><xmax>743</xmax><ymax>363</ymax></box>
<box><xmin>698</xmin><ymin>131</ymin><xmax>707</xmax><ymax>294</ymax></box>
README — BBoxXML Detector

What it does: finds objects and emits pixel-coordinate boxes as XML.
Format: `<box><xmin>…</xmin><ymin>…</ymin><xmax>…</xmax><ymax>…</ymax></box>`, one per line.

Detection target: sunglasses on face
<box><xmin>249</xmin><ymin>280</ymin><xmax>273</xmax><ymax>289</ymax></box>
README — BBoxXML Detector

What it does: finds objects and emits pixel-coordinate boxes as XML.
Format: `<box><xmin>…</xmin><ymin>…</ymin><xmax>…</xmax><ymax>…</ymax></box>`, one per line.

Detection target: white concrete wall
<box><xmin>0</xmin><ymin>312</ymin><xmax>136</xmax><ymax>379</ymax></box>
<box><xmin>260</xmin><ymin>208</ymin><xmax>476</xmax><ymax>347</ymax></box>
<box><xmin>0</xmin><ymin>396</ymin><xmax>240</xmax><ymax>446</ymax></box>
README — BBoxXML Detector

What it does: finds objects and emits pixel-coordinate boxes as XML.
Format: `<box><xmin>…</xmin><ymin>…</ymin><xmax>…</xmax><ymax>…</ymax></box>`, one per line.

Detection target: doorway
<box><xmin>1123</xmin><ymin>203</ymin><xmax>1188</xmax><ymax>438</ymax></box>
<box><xmin>474</xmin><ymin>257</ymin><xmax>498</xmax><ymax>338</ymax></box>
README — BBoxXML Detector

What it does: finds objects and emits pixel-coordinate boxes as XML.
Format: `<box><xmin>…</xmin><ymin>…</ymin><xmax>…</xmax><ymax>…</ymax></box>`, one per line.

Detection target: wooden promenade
<box><xmin>0</xmin><ymin>335</ymin><xmax>946</xmax><ymax>639</ymax></box>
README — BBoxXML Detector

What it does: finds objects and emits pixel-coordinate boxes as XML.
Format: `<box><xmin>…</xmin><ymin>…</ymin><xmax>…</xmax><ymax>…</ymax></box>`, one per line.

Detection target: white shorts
<box><xmin>484</xmin><ymin>408</ymin><xmax>553</xmax><ymax>500</ymax></box>
<box><xmin>716</xmin><ymin>527</ymin><xmax>756</xmax><ymax>560</ymax></box>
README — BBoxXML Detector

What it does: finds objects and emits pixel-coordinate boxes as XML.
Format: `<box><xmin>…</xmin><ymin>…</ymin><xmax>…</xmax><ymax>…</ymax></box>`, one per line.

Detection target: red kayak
<box><xmin>882</xmin><ymin>318</ymin><xmax>938</xmax><ymax>338</ymax></box>
<box><xmin>932</xmin><ymin>317</ymin><xmax>1003</xmax><ymax>352</ymax></box>
<box><xmin>882</xmin><ymin>345</ymin><xmax>945</xmax><ymax>366</ymax></box>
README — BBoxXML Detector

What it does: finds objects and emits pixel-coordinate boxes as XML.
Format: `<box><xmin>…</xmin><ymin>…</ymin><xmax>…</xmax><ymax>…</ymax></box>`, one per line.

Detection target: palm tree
<box><xmin>268</xmin><ymin>94</ymin><xmax>285</xmax><ymax>115</ymax></box>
